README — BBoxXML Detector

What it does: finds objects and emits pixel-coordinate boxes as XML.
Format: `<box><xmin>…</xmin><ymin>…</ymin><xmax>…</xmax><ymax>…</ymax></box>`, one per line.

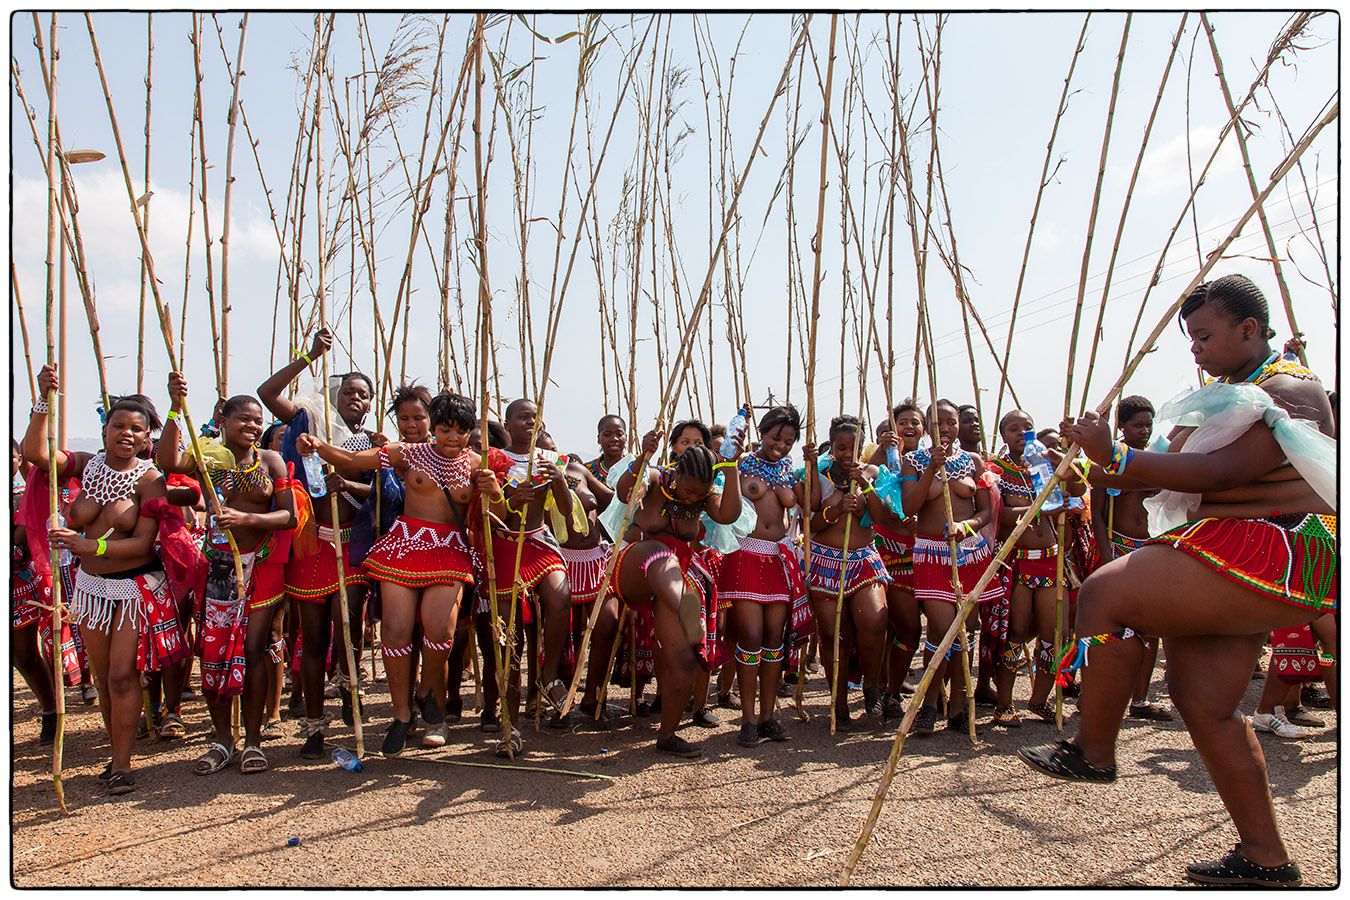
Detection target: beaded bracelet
<box><xmin>1105</xmin><ymin>441</ymin><xmax>1133</xmax><ymax>476</ymax></box>
<box><xmin>626</xmin><ymin>460</ymin><xmax>641</xmax><ymax>476</ymax></box>
<box><xmin>31</xmin><ymin>399</ymin><xmax>50</xmax><ymax>416</ymax></box>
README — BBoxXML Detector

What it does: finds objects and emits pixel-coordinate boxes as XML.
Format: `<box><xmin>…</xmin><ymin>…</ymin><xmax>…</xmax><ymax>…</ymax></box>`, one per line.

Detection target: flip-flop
<box><xmin>194</xmin><ymin>743</ymin><xmax>237</xmax><ymax>776</ymax></box>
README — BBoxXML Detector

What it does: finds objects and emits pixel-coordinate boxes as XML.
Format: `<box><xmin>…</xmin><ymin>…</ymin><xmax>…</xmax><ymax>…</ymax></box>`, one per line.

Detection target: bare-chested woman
<box><xmin>1021</xmin><ymin>275</ymin><xmax>1336</xmax><ymax>886</ymax></box>
<box><xmin>802</xmin><ymin>414</ymin><xmax>891</xmax><ymax>729</ymax></box>
<box><xmin>160</xmin><ymin>373</ymin><xmax>297</xmax><ymax>776</ymax></box>
<box><xmin>298</xmin><ymin>392</ymin><xmax>505</xmax><ymax>758</ymax></box>
<box><xmin>900</xmin><ymin>400</ymin><xmax>1000</xmax><ymax>735</ymax></box>
<box><xmin>868</xmin><ymin>401</ymin><xmax>925</xmax><ymax>717</ymax></box>
<box><xmin>25</xmin><ymin>364</ymin><xmax>185</xmax><ymax>795</ymax></box>
<box><xmin>717</xmin><ymin>405</ymin><xmax>804</xmax><ymax>747</ymax></box>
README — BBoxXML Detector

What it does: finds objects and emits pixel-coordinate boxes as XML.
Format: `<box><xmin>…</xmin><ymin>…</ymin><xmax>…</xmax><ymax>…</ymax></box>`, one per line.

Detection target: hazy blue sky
<box><xmin>10</xmin><ymin>12</ymin><xmax>1339</xmax><ymax>454</ymax></box>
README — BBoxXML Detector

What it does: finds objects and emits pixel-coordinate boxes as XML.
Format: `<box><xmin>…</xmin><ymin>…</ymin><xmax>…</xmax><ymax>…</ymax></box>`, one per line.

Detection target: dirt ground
<box><xmin>10</xmin><ymin>655</ymin><xmax>1338</xmax><ymax>888</ymax></box>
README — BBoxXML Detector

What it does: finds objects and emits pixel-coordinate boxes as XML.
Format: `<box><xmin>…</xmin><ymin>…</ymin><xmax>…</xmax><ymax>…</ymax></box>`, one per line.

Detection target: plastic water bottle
<box><xmin>720</xmin><ymin>406</ymin><xmax>749</xmax><ymax>459</ymax></box>
<box><xmin>885</xmin><ymin>443</ymin><xmax>901</xmax><ymax>472</ymax></box>
<box><xmin>302</xmin><ymin>452</ymin><xmax>328</xmax><ymax>498</ymax></box>
<box><xmin>208</xmin><ymin>490</ymin><xmax>229</xmax><ymax>547</ymax></box>
<box><xmin>54</xmin><ymin>511</ymin><xmax>73</xmax><ymax>569</ymax></box>
<box><xmin>331</xmin><ymin>747</ymin><xmax>363</xmax><ymax>772</ymax></box>
<box><xmin>1022</xmin><ymin>430</ymin><xmax>1064</xmax><ymax>512</ymax></box>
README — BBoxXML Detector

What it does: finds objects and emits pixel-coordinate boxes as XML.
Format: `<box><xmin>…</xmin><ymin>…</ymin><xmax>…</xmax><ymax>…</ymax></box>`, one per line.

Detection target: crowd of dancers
<box><xmin>11</xmin><ymin>273</ymin><xmax>1336</xmax><ymax>886</ymax></box>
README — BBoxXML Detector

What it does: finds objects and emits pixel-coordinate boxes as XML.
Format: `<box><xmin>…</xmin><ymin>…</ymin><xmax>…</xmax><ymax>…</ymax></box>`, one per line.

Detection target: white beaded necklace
<box><xmin>81</xmin><ymin>453</ymin><xmax>154</xmax><ymax>505</ymax></box>
<box><xmin>402</xmin><ymin>443</ymin><xmax>474</xmax><ymax>491</ymax></box>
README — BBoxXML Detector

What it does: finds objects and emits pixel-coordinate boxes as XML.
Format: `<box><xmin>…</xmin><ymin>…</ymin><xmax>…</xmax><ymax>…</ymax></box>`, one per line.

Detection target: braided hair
<box><xmin>675</xmin><ymin>443</ymin><xmax>716</xmax><ymax>485</ymax></box>
<box><xmin>828</xmin><ymin>414</ymin><xmax>861</xmax><ymax>440</ymax></box>
<box><xmin>1179</xmin><ymin>274</ymin><xmax>1276</xmax><ymax>340</ymax></box>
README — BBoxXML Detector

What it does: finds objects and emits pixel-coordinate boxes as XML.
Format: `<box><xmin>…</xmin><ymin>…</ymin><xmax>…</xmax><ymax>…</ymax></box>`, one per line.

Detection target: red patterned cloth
<box><xmin>1008</xmin><ymin>546</ymin><xmax>1062</xmax><ymax>589</ymax></box>
<box><xmin>480</xmin><ymin>530</ymin><xmax>566</xmax><ymax>615</ymax></box>
<box><xmin>911</xmin><ymin>533</ymin><xmax>1005</xmax><ymax>605</ymax></box>
<box><xmin>874</xmin><ymin>525</ymin><xmax>915</xmax><ymax>586</ymax></box>
<box><xmin>11</xmin><ymin>547</ymin><xmax>47</xmax><ymax>630</ymax></box>
<box><xmin>285</xmin><ymin>521</ymin><xmax>369</xmax><ymax>602</ymax></box>
<box><xmin>716</xmin><ymin>536</ymin><xmax>806</xmax><ymax>605</ymax></box>
<box><xmin>1271</xmin><ymin>625</ymin><xmax>1321</xmax><ymax>684</ymax></box>
<box><xmin>70</xmin><ymin>564</ymin><xmax>189</xmax><ymax>673</ymax></box>
<box><xmin>1149</xmin><ymin>514</ymin><xmax>1337</xmax><ymax>612</ymax></box>
<box><xmin>197</xmin><ymin>534</ymin><xmax>287</xmax><ymax>697</ymax></box>
<box><xmin>362</xmin><ymin>516</ymin><xmax>474</xmax><ymax>589</ymax></box>
<box><xmin>608</xmin><ymin>534</ymin><xmax>720</xmax><ymax>671</ymax></box>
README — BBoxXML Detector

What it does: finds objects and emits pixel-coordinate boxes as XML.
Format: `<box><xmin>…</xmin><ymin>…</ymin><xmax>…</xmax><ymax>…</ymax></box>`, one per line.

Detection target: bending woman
<box><xmin>606</xmin><ymin>436</ymin><xmax>745</xmax><ymax>758</ymax></box>
<box><xmin>1020</xmin><ymin>275</ymin><xmax>1336</xmax><ymax>887</ymax></box>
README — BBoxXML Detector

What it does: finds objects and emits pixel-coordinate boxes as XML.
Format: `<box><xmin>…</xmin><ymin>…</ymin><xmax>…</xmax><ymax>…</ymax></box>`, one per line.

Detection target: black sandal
<box><xmin>106</xmin><ymin>770</ymin><xmax>136</xmax><ymax>796</ymax></box>
<box><xmin>1018</xmin><ymin>740</ymin><xmax>1117</xmax><ymax>783</ymax></box>
<box><xmin>1184</xmin><ymin>843</ymin><xmax>1302</xmax><ymax>887</ymax></box>
<box><xmin>655</xmin><ymin>734</ymin><xmax>702</xmax><ymax>758</ymax></box>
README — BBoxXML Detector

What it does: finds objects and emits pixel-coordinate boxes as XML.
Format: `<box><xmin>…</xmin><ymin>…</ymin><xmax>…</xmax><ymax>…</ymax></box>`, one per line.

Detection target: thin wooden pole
<box><xmin>1201</xmin><ymin>14</ymin><xmax>1304</xmax><ymax>365</ymax></box>
<box><xmin>803</xmin><ymin>19</ymin><xmax>838</xmax><ymax>723</ymax></box>
<box><xmin>991</xmin><ymin>13</ymin><xmax>1090</xmax><ymax>437</ymax></box>
<box><xmin>39</xmin><ymin>11</ymin><xmax>66</xmax><ymax>814</ymax></box>
<box><xmin>137</xmin><ymin>12</ymin><xmax>152</xmax><ymax>393</ymax></box>
<box><xmin>1075</xmin><ymin>14</ymin><xmax>1187</xmax><ymax>415</ymax></box>
<box><xmin>189</xmin><ymin>14</ymin><xmax>224</xmax><ymax>399</ymax></box>
<box><xmin>217</xmin><ymin>13</ymin><xmax>249</xmax><ymax>397</ymax></box>
<box><xmin>13</xmin><ymin>263</ymin><xmax>37</xmax><ymax>403</ymax></box>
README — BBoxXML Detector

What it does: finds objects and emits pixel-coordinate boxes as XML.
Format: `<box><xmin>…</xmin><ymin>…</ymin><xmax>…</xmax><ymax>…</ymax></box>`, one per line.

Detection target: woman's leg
<box><xmin>1166</xmin><ymin>633</ymin><xmax>1290</xmax><ymax>867</ymax></box>
<box><xmin>919</xmin><ymin>600</ymin><xmax>957</xmax><ymax>712</ymax></box>
<box><xmin>1066</xmin><ymin>547</ymin><xmax>1315</xmax><ymax>771</ymax></box>
<box><xmin>13</xmin><ymin>623</ymin><xmax>57</xmax><ymax>713</ymax></box>
<box><xmin>996</xmin><ymin>583</ymin><xmax>1034</xmax><ymax>709</ymax></box>
<box><xmin>758</xmin><ymin>602</ymin><xmax>790</xmax><ymax>724</ymax></box>
<box><xmin>298</xmin><ymin>597</ymin><xmax>333</xmax><ymax>722</ymax></box>
<box><xmin>884</xmin><ymin>586</ymin><xmax>921</xmax><ymax>697</ymax></box>
<box><xmin>104</xmin><ymin>615</ymin><xmax>144</xmax><ymax>773</ymax></box>
<box><xmin>379</xmin><ymin>584</ymin><xmax>420</xmax><ymax>724</ymax></box>
<box><xmin>580</xmin><ymin>596</ymin><xmax>621</xmax><ymax>708</ymax></box>
<box><xmin>242</xmin><ymin>603</ymin><xmax>278</xmax><ymax>747</ymax></box>
<box><xmin>1309</xmin><ymin>614</ymin><xmax>1338</xmax><ymax>709</ymax></box>
<box><xmin>80</xmin><ymin>624</ymin><xmax>115</xmax><ymax>736</ymax></box>
<box><xmin>1027</xmin><ymin>585</ymin><xmax>1063</xmax><ymax>709</ymax></box>
<box><xmin>265</xmin><ymin>602</ymin><xmax>287</xmax><ymax>725</ymax></box>
<box><xmin>732</xmin><ymin>601</ymin><xmax>765</xmax><ymax>725</ymax></box>
<box><xmin>809</xmin><ymin>595</ymin><xmax>847</xmax><ymax>719</ymax></box>
<box><xmin>849</xmin><ymin>584</ymin><xmax>888</xmax><ymax>703</ymax></box>
<box><xmin>417</xmin><ymin>582</ymin><xmax>465</xmax><ymax>711</ymax></box>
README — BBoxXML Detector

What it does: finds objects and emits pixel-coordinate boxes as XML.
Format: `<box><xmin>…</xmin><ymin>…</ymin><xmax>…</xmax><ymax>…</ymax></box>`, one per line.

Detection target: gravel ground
<box><xmin>11</xmin><ymin>658</ymin><xmax>1338</xmax><ymax>888</ymax></box>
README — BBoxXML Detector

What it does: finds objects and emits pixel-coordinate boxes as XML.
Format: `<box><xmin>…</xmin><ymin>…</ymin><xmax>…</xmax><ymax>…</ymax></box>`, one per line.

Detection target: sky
<box><xmin>8</xmin><ymin>12</ymin><xmax>1340</xmax><ymax>456</ymax></box>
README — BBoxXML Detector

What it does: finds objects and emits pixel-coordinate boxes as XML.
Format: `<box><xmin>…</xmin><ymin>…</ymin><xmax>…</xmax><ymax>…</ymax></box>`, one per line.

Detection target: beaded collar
<box><xmin>738</xmin><ymin>452</ymin><xmax>795</xmax><ymax>488</ymax></box>
<box><xmin>905</xmin><ymin>447</ymin><xmax>977</xmax><ymax>482</ymax></box>
<box><xmin>210</xmin><ymin>453</ymin><xmax>273</xmax><ymax>497</ymax></box>
<box><xmin>1220</xmin><ymin>352</ymin><xmax>1319</xmax><ymax>386</ymax></box>
<box><xmin>80</xmin><ymin>453</ymin><xmax>155</xmax><ymax>505</ymax></box>
<box><xmin>657</xmin><ymin>467</ymin><xmax>708</xmax><ymax>521</ymax></box>
<box><xmin>585</xmin><ymin>456</ymin><xmax>617</xmax><ymax>482</ymax></box>
<box><xmin>385</xmin><ymin>442</ymin><xmax>475</xmax><ymax>491</ymax></box>
<box><xmin>990</xmin><ymin>452</ymin><xmax>1035</xmax><ymax>498</ymax></box>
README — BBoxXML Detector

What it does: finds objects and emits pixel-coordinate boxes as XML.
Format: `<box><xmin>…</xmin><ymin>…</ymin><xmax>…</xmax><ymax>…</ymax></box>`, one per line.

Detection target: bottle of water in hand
<box><xmin>208</xmin><ymin>490</ymin><xmax>230</xmax><ymax>546</ymax></box>
<box><xmin>302</xmin><ymin>450</ymin><xmax>328</xmax><ymax>498</ymax></box>
<box><xmin>885</xmin><ymin>443</ymin><xmax>900</xmax><ymax>472</ymax></box>
<box><xmin>1021</xmin><ymin>430</ymin><xmax>1064</xmax><ymax>512</ymax></box>
<box><xmin>720</xmin><ymin>406</ymin><xmax>750</xmax><ymax>460</ymax></box>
